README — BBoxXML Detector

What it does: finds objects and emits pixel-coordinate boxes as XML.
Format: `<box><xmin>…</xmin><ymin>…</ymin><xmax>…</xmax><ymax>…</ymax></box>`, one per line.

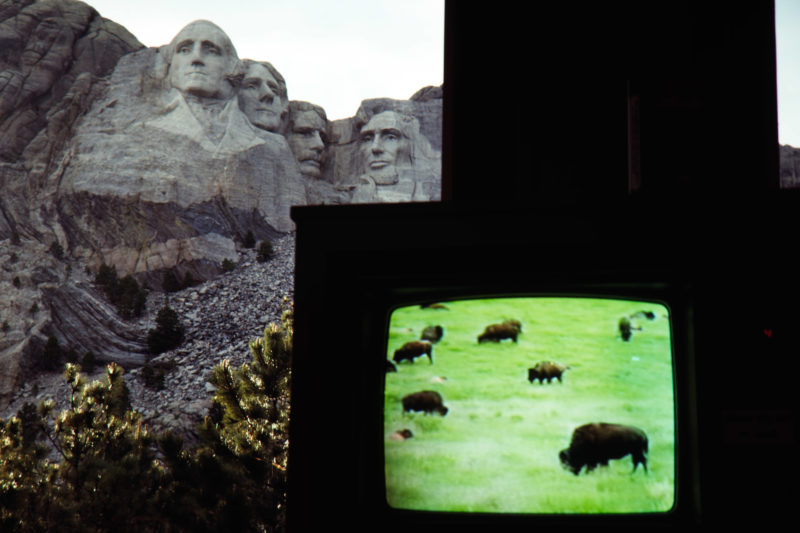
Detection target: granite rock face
<box><xmin>0</xmin><ymin>0</ymin><xmax>142</xmax><ymax>162</ymax></box>
<box><xmin>0</xmin><ymin>0</ymin><xmax>442</xmax><ymax>409</ymax></box>
<box><xmin>0</xmin><ymin>0</ymin><xmax>145</xmax><ymax>407</ymax></box>
<box><xmin>779</xmin><ymin>144</ymin><xmax>800</xmax><ymax>189</ymax></box>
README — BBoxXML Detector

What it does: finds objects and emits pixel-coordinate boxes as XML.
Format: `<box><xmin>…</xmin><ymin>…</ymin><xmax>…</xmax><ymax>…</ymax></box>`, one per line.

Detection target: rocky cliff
<box><xmin>779</xmin><ymin>144</ymin><xmax>800</xmax><ymax>188</ymax></box>
<box><xmin>0</xmin><ymin>0</ymin><xmax>442</xmax><ymax>409</ymax></box>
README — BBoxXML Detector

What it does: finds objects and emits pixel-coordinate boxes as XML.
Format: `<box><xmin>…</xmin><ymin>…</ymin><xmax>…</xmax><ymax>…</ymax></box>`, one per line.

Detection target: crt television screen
<box><xmin>384</xmin><ymin>296</ymin><xmax>675</xmax><ymax>514</ymax></box>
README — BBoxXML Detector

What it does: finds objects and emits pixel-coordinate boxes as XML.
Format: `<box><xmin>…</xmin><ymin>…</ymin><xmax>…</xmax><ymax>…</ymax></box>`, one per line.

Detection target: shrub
<box><xmin>256</xmin><ymin>239</ymin><xmax>274</xmax><ymax>263</ymax></box>
<box><xmin>95</xmin><ymin>262</ymin><xmax>119</xmax><ymax>289</ymax></box>
<box><xmin>243</xmin><ymin>229</ymin><xmax>256</xmax><ymax>249</ymax></box>
<box><xmin>146</xmin><ymin>302</ymin><xmax>185</xmax><ymax>355</ymax></box>
<box><xmin>221</xmin><ymin>258</ymin><xmax>236</xmax><ymax>272</ymax></box>
<box><xmin>116</xmin><ymin>274</ymin><xmax>147</xmax><ymax>319</ymax></box>
<box><xmin>182</xmin><ymin>271</ymin><xmax>199</xmax><ymax>289</ymax></box>
<box><xmin>94</xmin><ymin>264</ymin><xmax>147</xmax><ymax>319</ymax></box>
<box><xmin>35</xmin><ymin>335</ymin><xmax>62</xmax><ymax>371</ymax></box>
<box><xmin>140</xmin><ymin>359</ymin><xmax>175</xmax><ymax>390</ymax></box>
<box><xmin>161</xmin><ymin>270</ymin><xmax>181</xmax><ymax>293</ymax></box>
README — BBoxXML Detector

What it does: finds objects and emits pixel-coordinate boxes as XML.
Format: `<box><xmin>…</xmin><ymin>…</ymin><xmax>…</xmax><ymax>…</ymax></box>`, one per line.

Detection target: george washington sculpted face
<box><xmin>168</xmin><ymin>20</ymin><xmax>238</xmax><ymax>100</ymax></box>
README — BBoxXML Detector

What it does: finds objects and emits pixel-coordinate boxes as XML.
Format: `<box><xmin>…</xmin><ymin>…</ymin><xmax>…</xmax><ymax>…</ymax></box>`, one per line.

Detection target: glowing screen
<box><xmin>384</xmin><ymin>297</ymin><xmax>675</xmax><ymax>514</ymax></box>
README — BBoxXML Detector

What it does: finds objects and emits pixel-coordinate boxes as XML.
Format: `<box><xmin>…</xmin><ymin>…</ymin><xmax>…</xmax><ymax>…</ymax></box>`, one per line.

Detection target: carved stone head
<box><xmin>238</xmin><ymin>60</ymin><xmax>288</xmax><ymax>132</ymax></box>
<box><xmin>167</xmin><ymin>20</ymin><xmax>239</xmax><ymax>100</ymax></box>
<box><xmin>287</xmin><ymin>101</ymin><xmax>327</xmax><ymax>179</ymax></box>
<box><xmin>359</xmin><ymin>110</ymin><xmax>416</xmax><ymax>185</ymax></box>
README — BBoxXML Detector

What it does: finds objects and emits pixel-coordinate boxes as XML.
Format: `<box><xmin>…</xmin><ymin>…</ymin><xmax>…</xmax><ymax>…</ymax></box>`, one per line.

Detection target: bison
<box><xmin>388</xmin><ymin>429</ymin><xmax>414</xmax><ymax>441</ymax></box>
<box><xmin>385</xmin><ymin>360</ymin><xmax>397</xmax><ymax>372</ymax></box>
<box><xmin>478</xmin><ymin>320</ymin><xmax>522</xmax><ymax>343</ymax></box>
<box><xmin>619</xmin><ymin>316</ymin><xmax>643</xmax><ymax>341</ymax></box>
<box><xmin>559</xmin><ymin>422</ymin><xmax>649</xmax><ymax>475</ymax></box>
<box><xmin>393</xmin><ymin>340</ymin><xmax>433</xmax><ymax>364</ymax></box>
<box><xmin>401</xmin><ymin>390</ymin><xmax>448</xmax><ymax>416</ymax></box>
<box><xmin>421</xmin><ymin>325</ymin><xmax>444</xmax><ymax>343</ymax></box>
<box><xmin>630</xmin><ymin>310</ymin><xmax>656</xmax><ymax>321</ymax></box>
<box><xmin>528</xmin><ymin>361</ymin><xmax>570</xmax><ymax>384</ymax></box>
<box><xmin>619</xmin><ymin>317</ymin><xmax>633</xmax><ymax>341</ymax></box>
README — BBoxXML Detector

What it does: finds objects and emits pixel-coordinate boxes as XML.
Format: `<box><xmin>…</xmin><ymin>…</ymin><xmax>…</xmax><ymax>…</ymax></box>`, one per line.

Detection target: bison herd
<box><xmin>387</xmin><ymin>307</ymin><xmax>657</xmax><ymax>476</ymax></box>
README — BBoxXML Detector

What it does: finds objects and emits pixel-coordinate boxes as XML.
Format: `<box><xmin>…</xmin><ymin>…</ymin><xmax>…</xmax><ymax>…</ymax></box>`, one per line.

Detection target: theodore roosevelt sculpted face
<box><xmin>168</xmin><ymin>20</ymin><xmax>237</xmax><ymax>100</ymax></box>
<box><xmin>287</xmin><ymin>106</ymin><xmax>327</xmax><ymax>178</ymax></box>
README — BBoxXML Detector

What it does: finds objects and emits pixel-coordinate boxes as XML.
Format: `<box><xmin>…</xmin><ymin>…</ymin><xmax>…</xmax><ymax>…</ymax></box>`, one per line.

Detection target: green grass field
<box><xmin>384</xmin><ymin>297</ymin><xmax>675</xmax><ymax>514</ymax></box>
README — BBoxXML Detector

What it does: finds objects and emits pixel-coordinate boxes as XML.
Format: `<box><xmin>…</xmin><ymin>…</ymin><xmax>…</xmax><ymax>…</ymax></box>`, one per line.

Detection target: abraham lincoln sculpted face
<box><xmin>168</xmin><ymin>20</ymin><xmax>238</xmax><ymax>100</ymax></box>
<box><xmin>359</xmin><ymin>111</ymin><xmax>413</xmax><ymax>185</ymax></box>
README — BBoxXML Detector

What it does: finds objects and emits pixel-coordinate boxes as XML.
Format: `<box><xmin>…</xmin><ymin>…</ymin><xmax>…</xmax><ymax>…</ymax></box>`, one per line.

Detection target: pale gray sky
<box><xmin>88</xmin><ymin>0</ymin><xmax>445</xmax><ymax>121</ymax></box>
<box><xmin>776</xmin><ymin>0</ymin><xmax>800</xmax><ymax>146</ymax></box>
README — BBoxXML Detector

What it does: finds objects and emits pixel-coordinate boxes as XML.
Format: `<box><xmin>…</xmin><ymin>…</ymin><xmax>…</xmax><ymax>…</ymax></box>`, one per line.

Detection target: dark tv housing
<box><xmin>287</xmin><ymin>2</ymin><xmax>796</xmax><ymax>530</ymax></box>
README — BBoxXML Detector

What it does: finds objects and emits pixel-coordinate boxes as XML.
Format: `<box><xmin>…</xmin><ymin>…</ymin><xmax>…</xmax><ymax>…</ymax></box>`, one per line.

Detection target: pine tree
<box><xmin>256</xmin><ymin>239</ymin><xmax>274</xmax><ymax>263</ymax></box>
<box><xmin>0</xmin><ymin>363</ymin><xmax>161</xmax><ymax>532</ymax></box>
<box><xmin>146</xmin><ymin>301</ymin><xmax>185</xmax><ymax>355</ymax></box>
<box><xmin>243</xmin><ymin>229</ymin><xmax>256</xmax><ymax>249</ymax></box>
<box><xmin>0</xmin><ymin>301</ymin><xmax>295</xmax><ymax>532</ymax></box>
<box><xmin>197</xmin><ymin>297</ymin><xmax>293</xmax><ymax>530</ymax></box>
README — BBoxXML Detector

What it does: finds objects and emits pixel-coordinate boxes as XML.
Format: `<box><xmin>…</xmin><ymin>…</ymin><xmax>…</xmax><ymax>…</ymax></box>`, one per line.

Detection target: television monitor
<box><xmin>287</xmin><ymin>200</ymin><xmax>704</xmax><ymax>530</ymax></box>
<box><xmin>384</xmin><ymin>296</ymin><xmax>675</xmax><ymax>516</ymax></box>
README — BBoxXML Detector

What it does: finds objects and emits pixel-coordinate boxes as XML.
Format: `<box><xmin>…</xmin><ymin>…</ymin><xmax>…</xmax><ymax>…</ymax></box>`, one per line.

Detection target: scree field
<box><xmin>384</xmin><ymin>297</ymin><xmax>675</xmax><ymax>514</ymax></box>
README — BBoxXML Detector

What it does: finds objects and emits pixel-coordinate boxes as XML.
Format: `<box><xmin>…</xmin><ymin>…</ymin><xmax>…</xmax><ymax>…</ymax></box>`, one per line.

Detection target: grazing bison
<box><xmin>478</xmin><ymin>320</ymin><xmax>522</xmax><ymax>343</ymax></box>
<box><xmin>619</xmin><ymin>316</ymin><xmax>644</xmax><ymax>341</ymax></box>
<box><xmin>559</xmin><ymin>423</ymin><xmax>649</xmax><ymax>475</ymax></box>
<box><xmin>420</xmin><ymin>302</ymin><xmax>449</xmax><ymax>310</ymax></box>
<box><xmin>388</xmin><ymin>429</ymin><xmax>414</xmax><ymax>441</ymax></box>
<box><xmin>630</xmin><ymin>310</ymin><xmax>656</xmax><ymax>320</ymax></box>
<box><xmin>528</xmin><ymin>361</ymin><xmax>570</xmax><ymax>384</ymax></box>
<box><xmin>421</xmin><ymin>325</ymin><xmax>444</xmax><ymax>343</ymax></box>
<box><xmin>402</xmin><ymin>390</ymin><xmax>449</xmax><ymax>416</ymax></box>
<box><xmin>386</xmin><ymin>360</ymin><xmax>397</xmax><ymax>372</ymax></box>
<box><xmin>393</xmin><ymin>340</ymin><xmax>433</xmax><ymax>364</ymax></box>
<box><xmin>619</xmin><ymin>317</ymin><xmax>633</xmax><ymax>341</ymax></box>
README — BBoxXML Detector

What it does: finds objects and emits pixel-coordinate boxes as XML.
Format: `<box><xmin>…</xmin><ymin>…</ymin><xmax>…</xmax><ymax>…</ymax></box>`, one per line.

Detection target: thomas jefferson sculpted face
<box><xmin>359</xmin><ymin>111</ymin><xmax>413</xmax><ymax>185</ymax></box>
<box><xmin>168</xmin><ymin>20</ymin><xmax>237</xmax><ymax>100</ymax></box>
<box><xmin>238</xmin><ymin>62</ymin><xmax>287</xmax><ymax>132</ymax></box>
<box><xmin>287</xmin><ymin>106</ymin><xmax>327</xmax><ymax>178</ymax></box>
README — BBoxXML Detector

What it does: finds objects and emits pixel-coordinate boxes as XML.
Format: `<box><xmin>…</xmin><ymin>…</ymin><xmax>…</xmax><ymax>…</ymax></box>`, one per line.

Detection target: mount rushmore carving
<box><xmin>0</xmin><ymin>0</ymin><xmax>441</xmax><ymax>407</ymax></box>
<box><xmin>26</xmin><ymin>14</ymin><xmax>442</xmax><ymax>277</ymax></box>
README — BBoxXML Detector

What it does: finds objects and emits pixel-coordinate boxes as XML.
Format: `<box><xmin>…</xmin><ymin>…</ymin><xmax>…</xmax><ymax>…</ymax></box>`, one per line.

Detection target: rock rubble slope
<box><xmin>1</xmin><ymin>234</ymin><xmax>296</xmax><ymax>444</ymax></box>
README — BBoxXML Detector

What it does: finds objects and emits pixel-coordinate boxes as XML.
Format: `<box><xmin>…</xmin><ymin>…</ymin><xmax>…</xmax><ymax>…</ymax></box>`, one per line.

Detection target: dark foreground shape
<box><xmin>559</xmin><ymin>422</ymin><xmax>649</xmax><ymax>475</ymax></box>
<box><xmin>393</xmin><ymin>340</ymin><xmax>433</xmax><ymax>364</ymax></box>
<box><xmin>478</xmin><ymin>319</ymin><xmax>521</xmax><ymax>343</ymax></box>
<box><xmin>528</xmin><ymin>360</ymin><xmax>570</xmax><ymax>384</ymax></box>
<box><xmin>386</xmin><ymin>360</ymin><xmax>397</xmax><ymax>372</ymax></box>
<box><xmin>401</xmin><ymin>390</ymin><xmax>448</xmax><ymax>416</ymax></box>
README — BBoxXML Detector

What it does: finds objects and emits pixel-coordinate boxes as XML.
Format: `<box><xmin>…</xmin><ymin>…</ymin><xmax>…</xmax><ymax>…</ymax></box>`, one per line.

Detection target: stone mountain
<box><xmin>0</xmin><ymin>0</ymin><xmax>442</xmax><ymax>408</ymax></box>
